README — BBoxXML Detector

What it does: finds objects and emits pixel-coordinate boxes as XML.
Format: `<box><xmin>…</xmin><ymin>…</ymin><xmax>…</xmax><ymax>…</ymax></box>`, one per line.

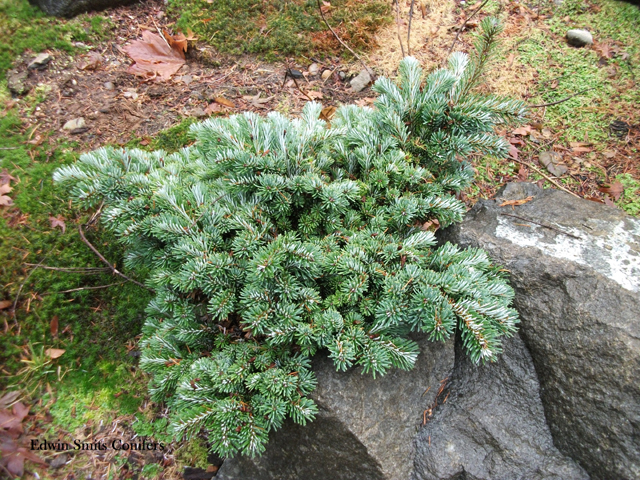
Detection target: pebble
<box><xmin>338</xmin><ymin>71</ymin><xmax>346</xmax><ymax>80</ymax></box>
<box><xmin>123</xmin><ymin>88</ymin><xmax>138</xmax><ymax>100</ymax></box>
<box><xmin>50</xmin><ymin>453</ymin><xmax>68</xmax><ymax>469</ymax></box>
<box><xmin>321</xmin><ymin>69</ymin><xmax>332</xmax><ymax>81</ymax></box>
<box><xmin>566</xmin><ymin>29</ymin><xmax>593</xmax><ymax>47</ymax></box>
<box><xmin>191</xmin><ymin>107</ymin><xmax>207</xmax><ymax>118</ymax></box>
<box><xmin>308</xmin><ymin>63</ymin><xmax>320</xmax><ymax>75</ymax></box>
<box><xmin>63</xmin><ymin>118</ymin><xmax>86</xmax><ymax>130</ymax></box>
<box><xmin>350</xmin><ymin>69</ymin><xmax>372</xmax><ymax>93</ymax></box>
<box><xmin>104</xmin><ymin>81</ymin><xmax>114</xmax><ymax>90</ymax></box>
<box><xmin>7</xmin><ymin>70</ymin><xmax>28</xmax><ymax>95</ymax></box>
<box><xmin>28</xmin><ymin>53</ymin><xmax>53</xmax><ymax>70</ymax></box>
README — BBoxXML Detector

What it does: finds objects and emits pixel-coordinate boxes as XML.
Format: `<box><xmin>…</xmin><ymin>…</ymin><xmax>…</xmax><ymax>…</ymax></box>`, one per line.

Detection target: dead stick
<box><xmin>446</xmin><ymin>0</ymin><xmax>489</xmax><ymax>60</ymax></box>
<box><xmin>56</xmin><ymin>281</ymin><xmax>128</xmax><ymax>294</ymax></box>
<box><xmin>407</xmin><ymin>0</ymin><xmax>416</xmax><ymax>56</ymax></box>
<box><xmin>24</xmin><ymin>264</ymin><xmax>111</xmax><ymax>274</ymax></box>
<box><xmin>316</xmin><ymin>0</ymin><xmax>374</xmax><ymax>78</ymax></box>
<box><xmin>10</xmin><ymin>254</ymin><xmax>50</xmax><ymax>327</ymax></box>
<box><xmin>528</xmin><ymin>88</ymin><xmax>594</xmax><ymax>108</ymax></box>
<box><xmin>499</xmin><ymin>213</ymin><xmax>582</xmax><ymax>239</ymax></box>
<box><xmin>78</xmin><ymin>224</ymin><xmax>152</xmax><ymax>292</ymax></box>
<box><xmin>507</xmin><ymin>155</ymin><xmax>580</xmax><ymax>198</ymax></box>
<box><xmin>395</xmin><ymin>0</ymin><xmax>406</xmax><ymax>57</ymax></box>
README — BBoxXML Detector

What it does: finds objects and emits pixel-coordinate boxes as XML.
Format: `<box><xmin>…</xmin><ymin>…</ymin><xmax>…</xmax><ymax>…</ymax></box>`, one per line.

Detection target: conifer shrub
<box><xmin>54</xmin><ymin>19</ymin><xmax>526</xmax><ymax>458</ymax></box>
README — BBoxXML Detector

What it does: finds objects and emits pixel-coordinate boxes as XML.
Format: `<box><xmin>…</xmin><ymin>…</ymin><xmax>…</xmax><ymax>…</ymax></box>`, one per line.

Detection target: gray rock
<box><xmin>413</xmin><ymin>333</ymin><xmax>588</xmax><ymax>480</ymax></box>
<box><xmin>217</xmin><ymin>335</ymin><xmax>455</xmax><ymax>480</ymax></box>
<box><xmin>63</xmin><ymin>118</ymin><xmax>85</xmax><ymax>130</ymax></box>
<box><xmin>28</xmin><ymin>0</ymin><xmax>139</xmax><ymax>17</ymax></box>
<box><xmin>350</xmin><ymin>69</ymin><xmax>372</xmax><ymax>93</ymax></box>
<box><xmin>103</xmin><ymin>81</ymin><xmax>114</xmax><ymax>90</ymax></box>
<box><xmin>190</xmin><ymin>107</ymin><xmax>207</xmax><ymax>118</ymax></box>
<box><xmin>7</xmin><ymin>70</ymin><xmax>29</xmax><ymax>96</ymax></box>
<box><xmin>438</xmin><ymin>182</ymin><xmax>640</xmax><ymax>479</ymax></box>
<box><xmin>539</xmin><ymin>151</ymin><xmax>567</xmax><ymax>177</ymax></box>
<box><xmin>27</xmin><ymin>53</ymin><xmax>52</xmax><ymax>70</ymax></box>
<box><xmin>308</xmin><ymin>63</ymin><xmax>320</xmax><ymax>76</ymax></box>
<box><xmin>566</xmin><ymin>29</ymin><xmax>593</xmax><ymax>47</ymax></box>
<box><xmin>50</xmin><ymin>453</ymin><xmax>68</xmax><ymax>468</ymax></box>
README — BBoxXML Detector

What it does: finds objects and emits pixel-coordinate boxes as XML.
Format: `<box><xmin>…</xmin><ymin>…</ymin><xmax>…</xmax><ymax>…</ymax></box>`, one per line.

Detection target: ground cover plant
<box><xmin>54</xmin><ymin>19</ymin><xmax>524</xmax><ymax>457</ymax></box>
<box><xmin>167</xmin><ymin>0</ymin><xmax>391</xmax><ymax>59</ymax></box>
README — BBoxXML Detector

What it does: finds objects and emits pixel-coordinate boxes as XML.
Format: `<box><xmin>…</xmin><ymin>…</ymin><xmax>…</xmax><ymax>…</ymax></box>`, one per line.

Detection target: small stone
<box><xmin>539</xmin><ymin>151</ymin><xmax>568</xmax><ymax>177</ymax></box>
<box><xmin>7</xmin><ymin>70</ymin><xmax>29</xmax><ymax>96</ymax></box>
<box><xmin>321</xmin><ymin>70</ymin><xmax>332</xmax><ymax>81</ymax></box>
<box><xmin>50</xmin><ymin>453</ymin><xmax>68</xmax><ymax>469</ymax></box>
<box><xmin>350</xmin><ymin>69</ymin><xmax>372</xmax><ymax>93</ymax></box>
<box><xmin>181</xmin><ymin>75</ymin><xmax>193</xmax><ymax>86</ymax></box>
<box><xmin>308</xmin><ymin>63</ymin><xmax>320</xmax><ymax>76</ymax></box>
<box><xmin>566</xmin><ymin>29</ymin><xmax>593</xmax><ymax>47</ymax></box>
<box><xmin>156</xmin><ymin>11</ymin><xmax>165</xmax><ymax>19</ymax></box>
<box><xmin>103</xmin><ymin>81</ymin><xmax>114</xmax><ymax>90</ymax></box>
<box><xmin>123</xmin><ymin>88</ymin><xmax>138</xmax><ymax>100</ymax></box>
<box><xmin>28</xmin><ymin>53</ymin><xmax>53</xmax><ymax>70</ymax></box>
<box><xmin>191</xmin><ymin>107</ymin><xmax>207</xmax><ymax>118</ymax></box>
<box><xmin>338</xmin><ymin>71</ymin><xmax>346</xmax><ymax>80</ymax></box>
<box><xmin>63</xmin><ymin>118</ymin><xmax>86</xmax><ymax>130</ymax></box>
<box><xmin>287</xmin><ymin>68</ymin><xmax>304</xmax><ymax>79</ymax></box>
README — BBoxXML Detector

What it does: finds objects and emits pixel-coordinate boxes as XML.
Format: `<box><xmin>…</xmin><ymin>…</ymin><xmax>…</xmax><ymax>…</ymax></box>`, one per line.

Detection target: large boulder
<box><xmin>28</xmin><ymin>0</ymin><xmax>139</xmax><ymax>17</ymax></box>
<box><xmin>217</xmin><ymin>335</ymin><xmax>455</xmax><ymax>480</ymax></box>
<box><xmin>413</xmin><ymin>333</ymin><xmax>588</xmax><ymax>480</ymax></box>
<box><xmin>439</xmin><ymin>182</ymin><xmax>640</xmax><ymax>479</ymax></box>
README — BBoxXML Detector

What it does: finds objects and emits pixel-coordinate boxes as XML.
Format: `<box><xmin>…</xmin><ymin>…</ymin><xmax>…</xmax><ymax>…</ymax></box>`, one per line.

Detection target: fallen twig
<box><xmin>56</xmin><ymin>281</ymin><xmax>128</xmax><ymax>294</ymax></box>
<box><xmin>10</xmin><ymin>254</ymin><xmax>50</xmax><ymax>329</ymax></box>
<box><xmin>446</xmin><ymin>0</ymin><xmax>489</xmax><ymax>60</ymax></box>
<box><xmin>315</xmin><ymin>0</ymin><xmax>374</xmax><ymax>78</ymax></box>
<box><xmin>24</xmin><ymin>264</ymin><xmax>111</xmax><ymax>274</ymax></box>
<box><xmin>507</xmin><ymin>155</ymin><xmax>581</xmax><ymax>199</ymax></box>
<box><xmin>528</xmin><ymin>88</ymin><xmax>594</xmax><ymax>108</ymax></box>
<box><xmin>499</xmin><ymin>213</ymin><xmax>582</xmax><ymax>240</ymax></box>
<box><xmin>78</xmin><ymin>224</ymin><xmax>152</xmax><ymax>292</ymax></box>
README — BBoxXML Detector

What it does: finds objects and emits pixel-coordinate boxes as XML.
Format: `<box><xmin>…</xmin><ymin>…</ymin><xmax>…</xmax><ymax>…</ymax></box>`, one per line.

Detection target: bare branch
<box><xmin>395</xmin><ymin>0</ymin><xmax>406</xmax><ymax>57</ymax></box>
<box><xmin>316</xmin><ymin>0</ymin><xmax>374</xmax><ymax>78</ymax></box>
<box><xmin>507</xmin><ymin>155</ymin><xmax>581</xmax><ymax>198</ymax></box>
<box><xmin>446</xmin><ymin>0</ymin><xmax>489</xmax><ymax>60</ymax></box>
<box><xmin>78</xmin><ymin>224</ymin><xmax>153</xmax><ymax>292</ymax></box>
<box><xmin>527</xmin><ymin>88</ymin><xmax>594</xmax><ymax>108</ymax></box>
<box><xmin>407</xmin><ymin>0</ymin><xmax>416</xmax><ymax>56</ymax></box>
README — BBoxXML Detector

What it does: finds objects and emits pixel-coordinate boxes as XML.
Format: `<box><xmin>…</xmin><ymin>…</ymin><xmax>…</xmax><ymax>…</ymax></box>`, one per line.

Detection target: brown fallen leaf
<box><xmin>319</xmin><ymin>106</ymin><xmax>337</xmax><ymax>122</ymax></box>
<box><xmin>123</xmin><ymin>30</ymin><xmax>185</xmax><ymax>81</ymax></box>
<box><xmin>162</xmin><ymin>29</ymin><xmax>187</xmax><ymax>53</ymax></box>
<box><xmin>204</xmin><ymin>103</ymin><xmax>224</xmax><ymax>116</ymax></box>
<box><xmin>0</xmin><ymin>183</ymin><xmax>13</xmax><ymax>206</ymax></box>
<box><xmin>78</xmin><ymin>52</ymin><xmax>103</xmax><ymax>71</ymax></box>
<box><xmin>499</xmin><ymin>196</ymin><xmax>534</xmax><ymax>207</ymax></box>
<box><xmin>0</xmin><ymin>169</ymin><xmax>16</xmax><ymax>185</ymax></box>
<box><xmin>306</xmin><ymin>90</ymin><xmax>323</xmax><ymax>100</ymax></box>
<box><xmin>511</xmin><ymin>125</ymin><xmax>532</xmax><ymax>136</ymax></box>
<box><xmin>50</xmin><ymin>315</ymin><xmax>59</xmax><ymax>336</ymax></box>
<box><xmin>508</xmin><ymin>143</ymin><xmax>519</xmax><ymax>160</ymax></box>
<box><xmin>49</xmin><ymin>214</ymin><xmax>66</xmax><ymax>233</ymax></box>
<box><xmin>598</xmin><ymin>181</ymin><xmax>624</xmax><ymax>201</ymax></box>
<box><xmin>0</xmin><ymin>300</ymin><xmax>12</xmax><ymax>310</ymax></box>
<box><xmin>45</xmin><ymin>348</ymin><xmax>65</xmax><ymax>359</ymax></box>
<box><xmin>603</xmin><ymin>195</ymin><xmax>616</xmax><ymax>207</ymax></box>
<box><xmin>242</xmin><ymin>93</ymin><xmax>274</xmax><ymax>109</ymax></box>
<box><xmin>214</xmin><ymin>97</ymin><xmax>236</xmax><ymax>108</ymax></box>
<box><xmin>0</xmin><ymin>439</ymin><xmax>47</xmax><ymax>477</ymax></box>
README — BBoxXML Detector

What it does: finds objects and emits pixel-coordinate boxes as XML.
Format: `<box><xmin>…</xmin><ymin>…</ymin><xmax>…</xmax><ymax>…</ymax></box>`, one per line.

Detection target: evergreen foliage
<box><xmin>54</xmin><ymin>19</ymin><xmax>526</xmax><ymax>458</ymax></box>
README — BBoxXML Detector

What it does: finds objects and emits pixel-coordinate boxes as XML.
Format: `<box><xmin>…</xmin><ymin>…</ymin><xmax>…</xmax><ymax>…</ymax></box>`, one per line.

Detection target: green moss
<box><xmin>0</xmin><ymin>0</ymin><xmax>108</xmax><ymax>79</ymax></box>
<box><xmin>166</xmin><ymin>0</ymin><xmax>390</xmax><ymax>59</ymax></box>
<box><xmin>616</xmin><ymin>174</ymin><xmax>640</xmax><ymax>216</ymax></box>
<box><xmin>516</xmin><ymin>0</ymin><xmax>640</xmax><ymax>144</ymax></box>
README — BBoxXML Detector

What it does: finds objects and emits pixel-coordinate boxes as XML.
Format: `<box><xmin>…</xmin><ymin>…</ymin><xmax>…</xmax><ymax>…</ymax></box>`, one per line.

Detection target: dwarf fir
<box><xmin>55</xmin><ymin>18</ymin><xmax>526</xmax><ymax>458</ymax></box>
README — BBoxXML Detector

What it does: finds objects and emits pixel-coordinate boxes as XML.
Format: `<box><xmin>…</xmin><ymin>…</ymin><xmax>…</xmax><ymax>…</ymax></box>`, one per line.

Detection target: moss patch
<box><xmin>167</xmin><ymin>0</ymin><xmax>391</xmax><ymax>59</ymax></box>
